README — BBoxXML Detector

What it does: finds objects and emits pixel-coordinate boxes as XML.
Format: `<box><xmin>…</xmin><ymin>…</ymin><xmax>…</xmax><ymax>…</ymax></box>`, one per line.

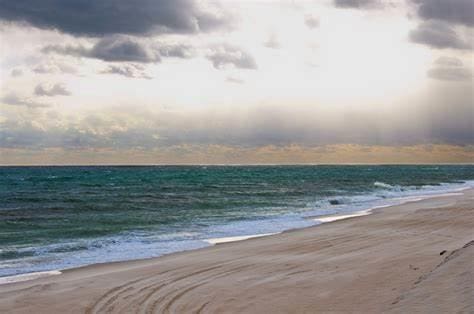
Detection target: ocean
<box><xmin>1</xmin><ymin>165</ymin><xmax>473</xmax><ymax>278</ymax></box>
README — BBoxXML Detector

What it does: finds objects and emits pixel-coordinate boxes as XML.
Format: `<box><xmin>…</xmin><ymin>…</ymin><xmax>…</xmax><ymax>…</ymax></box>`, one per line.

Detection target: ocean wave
<box><xmin>373</xmin><ymin>181</ymin><xmax>395</xmax><ymax>189</ymax></box>
<box><xmin>373</xmin><ymin>181</ymin><xmax>406</xmax><ymax>191</ymax></box>
<box><xmin>1</xmin><ymin>168</ymin><xmax>473</xmax><ymax>279</ymax></box>
<box><xmin>0</xmin><ymin>249</ymin><xmax>36</xmax><ymax>260</ymax></box>
<box><xmin>308</xmin><ymin>180</ymin><xmax>474</xmax><ymax>218</ymax></box>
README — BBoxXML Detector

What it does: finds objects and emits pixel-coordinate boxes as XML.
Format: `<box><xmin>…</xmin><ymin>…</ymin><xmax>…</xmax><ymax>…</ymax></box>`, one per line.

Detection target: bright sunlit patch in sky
<box><xmin>0</xmin><ymin>0</ymin><xmax>472</xmax><ymax>164</ymax></box>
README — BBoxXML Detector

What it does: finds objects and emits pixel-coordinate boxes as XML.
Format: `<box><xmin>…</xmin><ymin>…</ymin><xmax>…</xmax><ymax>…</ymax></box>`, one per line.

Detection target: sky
<box><xmin>0</xmin><ymin>0</ymin><xmax>473</xmax><ymax>165</ymax></box>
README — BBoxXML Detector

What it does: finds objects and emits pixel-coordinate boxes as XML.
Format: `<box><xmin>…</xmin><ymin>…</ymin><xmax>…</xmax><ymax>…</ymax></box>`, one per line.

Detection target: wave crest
<box><xmin>374</xmin><ymin>181</ymin><xmax>395</xmax><ymax>189</ymax></box>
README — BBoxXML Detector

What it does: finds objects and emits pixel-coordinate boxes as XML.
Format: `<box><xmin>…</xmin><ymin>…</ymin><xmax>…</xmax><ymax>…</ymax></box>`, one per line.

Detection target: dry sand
<box><xmin>0</xmin><ymin>189</ymin><xmax>473</xmax><ymax>313</ymax></box>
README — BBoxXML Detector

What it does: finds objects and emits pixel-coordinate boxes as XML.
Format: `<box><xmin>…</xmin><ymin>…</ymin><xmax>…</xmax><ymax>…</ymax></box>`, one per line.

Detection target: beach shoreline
<box><xmin>0</xmin><ymin>188</ymin><xmax>473</xmax><ymax>313</ymax></box>
<box><xmin>1</xmin><ymin>187</ymin><xmax>467</xmax><ymax>285</ymax></box>
<box><xmin>2</xmin><ymin>165</ymin><xmax>472</xmax><ymax>280</ymax></box>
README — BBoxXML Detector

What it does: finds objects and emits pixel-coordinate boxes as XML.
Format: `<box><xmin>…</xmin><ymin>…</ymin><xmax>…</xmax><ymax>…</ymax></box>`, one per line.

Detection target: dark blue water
<box><xmin>1</xmin><ymin>165</ymin><xmax>473</xmax><ymax>277</ymax></box>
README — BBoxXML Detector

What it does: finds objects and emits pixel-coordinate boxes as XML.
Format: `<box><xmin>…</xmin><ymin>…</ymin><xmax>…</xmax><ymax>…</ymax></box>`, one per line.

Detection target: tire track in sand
<box><xmin>144</xmin><ymin>264</ymin><xmax>251</xmax><ymax>314</ymax></box>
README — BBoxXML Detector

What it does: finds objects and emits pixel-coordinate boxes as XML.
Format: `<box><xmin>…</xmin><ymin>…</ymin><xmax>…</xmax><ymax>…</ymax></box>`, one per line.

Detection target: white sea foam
<box><xmin>373</xmin><ymin>181</ymin><xmax>396</xmax><ymax>189</ymax></box>
<box><xmin>205</xmin><ymin>233</ymin><xmax>278</xmax><ymax>245</ymax></box>
<box><xmin>314</xmin><ymin>210</ymin><xmax>372</xmax><ymax>223</ymax></box>
<box><xmin>0</xmin><ymin>270</ymin><xmax>61</xmax><ymax>285</ymax></box>
<box><xmin>313</xmin><ymin>191</ymin><xmax>466</xmax><ymax>224</ymax></box>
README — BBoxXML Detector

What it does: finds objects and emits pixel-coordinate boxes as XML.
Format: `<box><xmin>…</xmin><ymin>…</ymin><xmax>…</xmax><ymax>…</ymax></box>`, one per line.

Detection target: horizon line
<box><xmin>1</xmin><ymin>163</ymin><xmax>473</xmax><ymax>167</ymax></box>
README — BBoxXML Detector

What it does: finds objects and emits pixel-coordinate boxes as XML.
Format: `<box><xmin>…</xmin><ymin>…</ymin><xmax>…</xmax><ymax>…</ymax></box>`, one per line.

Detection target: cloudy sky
<box><xmin>0</xmin><ymin>0</ymin><xmax>472</xmax><ymax>164</ymax></box>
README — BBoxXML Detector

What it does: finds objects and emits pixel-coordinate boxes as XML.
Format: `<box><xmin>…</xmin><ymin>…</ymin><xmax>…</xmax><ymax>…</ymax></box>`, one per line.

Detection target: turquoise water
<box><xmin>1</xmin><ymin>165</ymin><xmax>473</xmax><ymax>277</ymax></box>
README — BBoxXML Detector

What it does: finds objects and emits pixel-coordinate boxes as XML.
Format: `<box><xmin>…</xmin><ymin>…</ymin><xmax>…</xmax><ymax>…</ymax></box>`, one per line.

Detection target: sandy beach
<box><xmin>0</xmin><ymin>189</ymin><xmax>472</xmax><ymax>313</ymax></box>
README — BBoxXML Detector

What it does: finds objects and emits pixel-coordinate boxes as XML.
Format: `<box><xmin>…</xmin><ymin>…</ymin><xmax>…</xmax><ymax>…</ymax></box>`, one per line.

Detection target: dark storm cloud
<box><xmin>409</xmin><ymin>0</ymin><xmax>474</xmax><ymax>50</ymax></box>
<box><xmin>101</xmin><ymin>64</ymin><xmax>152</xmax><ymax>79</ymax></box>
<box><xmin>34</xmin><ymin>83</ymin><xmax>71</xmax><ymax>96</ymax></box>
<box><xmin>0</xmin><ymin>115</ymin><xmax>164</xmax><ymax>150</ymax></box>
<box><xmin>0</xmin><ymin>120</ymin><xmax>47</xmax><ymax>148</ymax></box>
<box><xmin>409</xmin><ymin>21</ymin><xmax>471</xmax><ymax>50</ymax></box>
<box><xmin>40</xmin><ymin>45</ymin><xmax>89</xmax><ymax>58</ymax></box>
<box><xmin>42</xmin><ymin>36</ymin><xmax>194</xmax><ymax>63</ymax></box>
<box><xmin>0</xmin><ymin>0</ymin><xmax>231</xmax><ymax>37</ymax></box>
<box><xmin>434</xmin><ymin>56</ymin><xmax>464</xmax><ymax>67</ymax></box>
<box><xmin>207</xmin><ymin>45</ymin><xmax>257</xmax><ymax>70</ymax></box>
<box><xmin>333</xmin><ymin>0</ymin><xmax>382</xmax><ymax>9</ymax></box>
<box><xmin>414</xmin><ymin>0</ymin><xmax>474</xmax><ymax>27</ymax></box>
<box><xmin>1</xmin><ymin>93</ymin><xmax>50</xmax><ymax>108</ymax></box>
<box><xmin>89</xmin><ymin>36</ymin><xmax>161</xmax><ymax>62</ymax></box>
<box><xmin>427</xmin><ymin>56</ymin><xmax>472</xmax><ymax>81</ymax></box>
<box><xmin>158</xmin><ymin>43</ymin><xmax>195</xmax><ymax>58</ymax></box>
<box><xmin>421</xmin><ymin>87</ymin><xmax>473</xmax><ymax>145</ymax></box>
<box><xmin>1</xmin><ymin>95</ymin><xmax>473</xmax><ymax>150</ymax></box>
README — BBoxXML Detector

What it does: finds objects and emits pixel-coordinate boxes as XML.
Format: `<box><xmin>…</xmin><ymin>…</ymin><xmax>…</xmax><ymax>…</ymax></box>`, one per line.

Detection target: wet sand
<box><xmin>0</xmin><ymin>189</ymin><xmax>473</xmax><ymax>313</ymax></box>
